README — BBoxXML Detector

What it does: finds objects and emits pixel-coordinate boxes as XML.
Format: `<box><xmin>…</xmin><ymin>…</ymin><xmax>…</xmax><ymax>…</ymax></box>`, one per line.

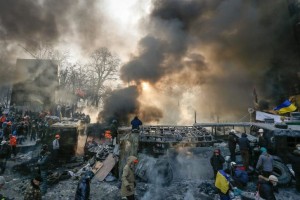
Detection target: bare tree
<box><xmin>88</xmin><ymin>47</ymin><xmax>120</xmax><ymax>107</ymax></box>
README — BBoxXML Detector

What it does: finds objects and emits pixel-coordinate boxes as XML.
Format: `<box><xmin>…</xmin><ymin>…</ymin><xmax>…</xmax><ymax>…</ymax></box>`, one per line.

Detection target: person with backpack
<box><xmin>256</xmin><ymin>147</ymin><xmax>273</xmax><ymax>178</ymax></box>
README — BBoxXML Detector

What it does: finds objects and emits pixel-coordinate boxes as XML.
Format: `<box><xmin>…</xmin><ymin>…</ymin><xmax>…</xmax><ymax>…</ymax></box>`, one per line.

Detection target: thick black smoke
<box><xmin>119</xmin><ymin>0</ymin><xmax>300</xmax><ymax>121</ymax></box>
<box><xmin>100</xmin><ymin>86</ymin><xmax>140</xmax><ymax>124</ymax></box>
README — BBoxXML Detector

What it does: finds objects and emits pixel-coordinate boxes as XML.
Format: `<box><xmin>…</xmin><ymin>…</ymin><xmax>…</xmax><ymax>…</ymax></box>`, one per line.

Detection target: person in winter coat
<box><xmin>287</xmin><ymin>144</ymin><xmax>300</xmax><ymax>192</ymax></box>
<box><xmin>37</xmin><ymin>144</ymin><xmax>50</xmax><ymax>195</ymax></box>
<box><xmin>9</xmin><ymin>134</ymin><xmax>17</xmax><ymax>158</ymax></box>
<box><xmin>228</xmin><ymin>129</ymin><xmax>237</xmax><ymax>162</ymax></box>
<box><xmin>238</xmin><ymin>133</ymin><xmax>250</xmax><ymax>170</ymax></box>
<box><xmin>256</xmin><ymin>147</ymin><xmax>273</xmax><ymax>178</ymax></box>
<box><xmin>131</xmin><ymin>116</ymin><xmax>142</xmax><ymax>130</ymax></box>
<box><xmin>75</xmin><ymin>170</ymin><xmax>95</xmax><ymax>200</ymax></box>
<box><xmin>0</xmin><ymin>141</ymin><xmax>11</xmax><ymax>174</ymax></box>
<box><xmin>257</xmin><ymin>175</ymin><xmax>278</xmax><ymax>200</ymax></box>
<box><xmin>52</xmin><ymin>134</ymin><xmax>60</xmax><ymax>163</ymax></box>
<box><xmin>24</xmin><ymin>176</ymin><xmax>42</xmax><ymax>200</ymax></box>
<box><xmin>121</xmin><ymin>156</ymin><xmax>139</xmax><ymax>200</ymax></box>
<box><xmin>258</xmin><ymin>129</ymin><xmax>268</xmax><ymax>148</ymax></box>
<box><xmin>210</xmin><ymin>149</ymin><xmax>225</xmax><ymax>178</ymax></box>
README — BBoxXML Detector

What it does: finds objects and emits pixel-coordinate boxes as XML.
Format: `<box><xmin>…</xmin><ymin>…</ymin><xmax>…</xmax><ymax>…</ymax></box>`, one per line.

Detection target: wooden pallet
<box><xmin>92</xmin><ymin>161</ymin><xmax>103</xmax><ymax>174</ymax></box>
<box><xmin>93</xmin><ymin>153</ymin><xmax>117</xmax><ymax>181</ymax></box>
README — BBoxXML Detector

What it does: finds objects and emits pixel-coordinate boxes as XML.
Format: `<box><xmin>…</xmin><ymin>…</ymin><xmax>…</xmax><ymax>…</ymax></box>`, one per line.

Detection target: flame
<box><xmin>141</xmin><ymin>82</ymin><xmax>151</xmax><ymax>91</ymax></box>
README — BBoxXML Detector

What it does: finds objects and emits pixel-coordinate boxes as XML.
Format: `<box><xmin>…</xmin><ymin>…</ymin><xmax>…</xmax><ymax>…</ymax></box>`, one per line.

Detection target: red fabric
<box><xmin>10</xmin><ymin>136</ymin><xmax>17</xmax><ymax>146</ymax></box>
<box><xmin>236</xmin><ymin>166</ymin><xmax>246</xmax><ymax>171</ymax></box>
<box><xmin>0</xmin><ymin>116</ymin><xmax>6</xmax><ymax>123</ymax></box>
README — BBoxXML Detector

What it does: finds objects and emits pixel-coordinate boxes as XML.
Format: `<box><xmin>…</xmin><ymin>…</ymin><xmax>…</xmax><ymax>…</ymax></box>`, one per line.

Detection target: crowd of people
<box><xmin>211</xmin><ymin>128</ymin><xmax>300</xmax><ymax>200</ymax></box>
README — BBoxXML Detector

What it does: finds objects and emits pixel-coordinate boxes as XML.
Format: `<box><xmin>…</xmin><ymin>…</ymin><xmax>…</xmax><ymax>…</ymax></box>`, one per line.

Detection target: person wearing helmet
<box><xmin>257</xmin><ymin>175</ymin><xmax>278</xmax><ymax>200</ymax></box>
<box><xmin>228</xmin><ymin>129</ymin><xmax>237</xmax><ymax>162</ymax></box>
<box><xmin>121</xmin><ymin>156</ymin><xmax>138</xmax><ymax>200</ymax></box>
<box><xmin>210</xmin><ymin>149</ymin><xmax>225</xmax><ymax>179</ymax></box>
<box><xmin>52</xmin><ymin>134</ymin><xmax>60</xmax><ymax>164</ymax></box>
<box><xmin>258</xmin><ymin>129</ymin><xmax>268</xmax><ymax>148</ymax></box>
<box><xmin>256</xmin><ymin>147</ymin><xmax>274</xmax><ymax>178</ymax></box>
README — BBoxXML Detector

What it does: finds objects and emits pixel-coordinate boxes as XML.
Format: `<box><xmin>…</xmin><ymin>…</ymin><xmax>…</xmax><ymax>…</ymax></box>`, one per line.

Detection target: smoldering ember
<box><xmin>1</xmin><ymin>0</ymin><xmax>300</xmax><ymax>200</ymax></box>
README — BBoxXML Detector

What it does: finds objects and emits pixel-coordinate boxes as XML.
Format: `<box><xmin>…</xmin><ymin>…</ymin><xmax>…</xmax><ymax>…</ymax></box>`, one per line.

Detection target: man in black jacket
<box><xmin>228</xmin><ymin>129</ymin><xmax>237</xmax><ymax>162</ymax></box>
<box><xmin>258</xmin><ymin>175</ymin><xmax>278</xmax><ymax>200</ymax></box>
<box><xmin>258</xmin><ymin>129</ymin><xmax>268</xmax><ymax>148</ymax></box>
<box><xmin>238</xmin><ymin>133</ymin><xmax>250</xmax><ymax>170</ymax></box>
<box><xmin>210</xmin><ymin>149</ymin><xmax>225</xmax><ymax>178</ymax></box>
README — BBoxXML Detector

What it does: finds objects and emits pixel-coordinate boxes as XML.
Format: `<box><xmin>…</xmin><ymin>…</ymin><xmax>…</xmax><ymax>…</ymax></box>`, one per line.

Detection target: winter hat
<box><xmin>258</xmin><ymin>129</ymin><xmax>264</xmax><ymax>133</ymax></box>
<box><xmin>268</xmin><ymin>175</ymin><xmax>278</xmax><ymax>182</ymax></box>
<box><xmin>260</xmin><ymin>147</ymin><xmax>267</xmax><ymax>153</ymax></box>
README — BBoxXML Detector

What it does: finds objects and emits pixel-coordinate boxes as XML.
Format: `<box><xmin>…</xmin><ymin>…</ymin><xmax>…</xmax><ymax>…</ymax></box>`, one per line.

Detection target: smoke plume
<box><xmin>119</xmin><ymin>0</ymin><xmax>300</xmax><ymax>123</ymax></box>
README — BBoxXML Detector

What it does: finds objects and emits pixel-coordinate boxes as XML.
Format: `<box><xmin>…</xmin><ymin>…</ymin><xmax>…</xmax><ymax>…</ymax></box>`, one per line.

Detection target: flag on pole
<box><xmin>274</xmin><ymin>100</ymin><xmax>297</xmax><ymax>114</ymax></box>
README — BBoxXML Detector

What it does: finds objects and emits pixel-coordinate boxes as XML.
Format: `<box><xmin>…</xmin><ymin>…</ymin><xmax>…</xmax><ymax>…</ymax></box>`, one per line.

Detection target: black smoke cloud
<box><xmin>100</xmin><ymin>86</ymin><xmax>140</xmax><ymax>124</ymax></box>
<box><xmin>119</xmin><ymin>0</ymin><xmax>300</xmax><ymax>121</ymax></box>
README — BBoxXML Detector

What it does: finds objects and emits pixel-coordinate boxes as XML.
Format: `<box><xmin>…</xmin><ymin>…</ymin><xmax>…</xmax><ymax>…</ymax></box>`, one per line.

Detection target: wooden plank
<box><xmin>93</xmin><ymin>153</ymin><xmax>117</xmax><ymax>181</ymax></box>
<box><xmin>92</xmin><ymin>161</ymin><xmax>103</xmax><ymax>174</ymax></box>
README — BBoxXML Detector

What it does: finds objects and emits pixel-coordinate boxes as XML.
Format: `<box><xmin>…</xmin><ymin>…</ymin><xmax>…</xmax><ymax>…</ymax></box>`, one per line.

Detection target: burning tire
<box><xmin>272</xmin><ymin>160</ymin><xmax>292</xmax><ymax>186</ymax></box>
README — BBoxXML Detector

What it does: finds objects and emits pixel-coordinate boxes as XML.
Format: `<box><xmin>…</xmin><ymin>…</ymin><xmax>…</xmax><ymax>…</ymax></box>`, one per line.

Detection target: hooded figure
<box><xmin>131</xmin><ymin>116</ymin><xmax>142</xmax><ymax>130</ymax></box>
<box><xmin>256</xmin><ymin>147</ymin><xmax>273</xmax><ymax>178</ymax></box>
<box><xmin>75</xmin><ymin>170</ymin><xmax>95</xmax><ymax>200</ymax></box>
<box><xmin>121</xmin><ymin>156</ymin><xmax>138</xmax><ymax>200</ymax></box>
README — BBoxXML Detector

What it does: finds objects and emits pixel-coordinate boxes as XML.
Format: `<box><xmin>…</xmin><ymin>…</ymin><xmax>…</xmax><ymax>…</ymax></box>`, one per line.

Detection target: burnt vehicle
<box><xmin>248</xmin><ymin>122</ymin><xmax>299</xmax><ymax>185</ymax></box>
<box><xmin>43</xmin><ymin>121</ymin><xmax>83</xmax><ymax>162</ymax></box>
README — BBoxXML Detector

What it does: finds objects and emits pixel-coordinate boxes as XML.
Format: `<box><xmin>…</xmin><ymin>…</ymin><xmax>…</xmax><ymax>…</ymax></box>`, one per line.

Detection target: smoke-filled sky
<box><xmin>0</xmin><ymin>0</ymin><xmax>300</xmax><ymax>124</ymax></box>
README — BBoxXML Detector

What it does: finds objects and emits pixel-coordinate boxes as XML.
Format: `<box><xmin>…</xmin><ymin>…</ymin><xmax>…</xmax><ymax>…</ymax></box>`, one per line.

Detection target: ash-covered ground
<box><xmin>1</xmin><ymin>147</ymin><xmax>299</xmax><ymax>200</ymax></box>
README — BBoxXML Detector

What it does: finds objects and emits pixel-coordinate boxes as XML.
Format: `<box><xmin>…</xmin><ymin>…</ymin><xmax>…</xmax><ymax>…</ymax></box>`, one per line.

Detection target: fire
<box><xmin>141</xmin><ymin>82</ymin><xmax>150</xmax><ymax>91</ymax></box>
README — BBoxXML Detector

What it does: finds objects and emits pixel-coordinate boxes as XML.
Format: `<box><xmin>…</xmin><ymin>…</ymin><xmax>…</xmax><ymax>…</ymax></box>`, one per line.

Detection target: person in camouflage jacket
<box><xmin>24</xmin><ymin>176</ymin><xmax>42</xmax><ymax>200</ymax></box>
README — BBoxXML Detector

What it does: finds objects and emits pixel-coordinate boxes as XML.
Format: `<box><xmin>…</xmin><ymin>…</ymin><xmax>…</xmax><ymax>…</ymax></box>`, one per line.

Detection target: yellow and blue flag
<box><xmin>215</xmin><ymin>170</ymin><xmax>230</xmax><ymax>194</ymax></box>
<box><xmin>274</xmin><ymin>100</ymin><xmax>297</xmax><ymax>114</ymax></box>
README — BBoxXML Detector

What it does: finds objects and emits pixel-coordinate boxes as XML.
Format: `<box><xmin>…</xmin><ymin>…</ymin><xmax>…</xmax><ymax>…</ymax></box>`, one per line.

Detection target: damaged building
<box><xmin>10</xmin><ymin>59</ymin><xmax>58</xmax><ymax>112</ymax></box>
